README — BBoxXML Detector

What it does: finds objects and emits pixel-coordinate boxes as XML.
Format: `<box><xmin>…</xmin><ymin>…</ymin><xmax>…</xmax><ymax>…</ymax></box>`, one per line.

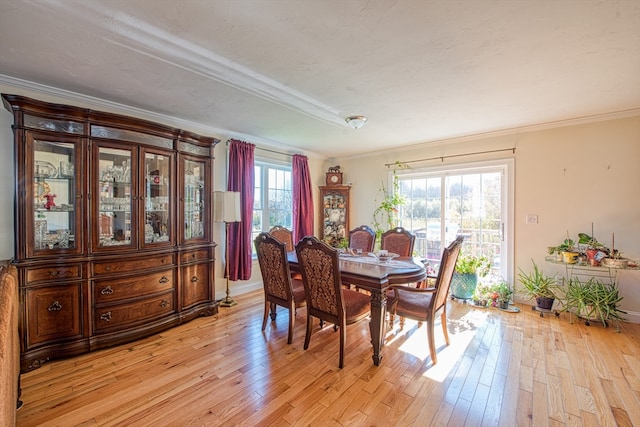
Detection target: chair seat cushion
<box><xmin>395</xmin><ymin>290</ymin><xmax>434</xmax><ymax>320</ymax></box>
<box><xmin>343</xmin><ymin>289</ymin><xmax>370</xmax><ymax>323</ymax></box>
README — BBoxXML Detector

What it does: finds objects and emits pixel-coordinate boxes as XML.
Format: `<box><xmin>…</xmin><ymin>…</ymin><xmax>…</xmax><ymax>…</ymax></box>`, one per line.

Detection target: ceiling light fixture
<box><xmin>345</xmin><ymin>115</ymin><xmax>368</xmax><ymax>130</ymax></box>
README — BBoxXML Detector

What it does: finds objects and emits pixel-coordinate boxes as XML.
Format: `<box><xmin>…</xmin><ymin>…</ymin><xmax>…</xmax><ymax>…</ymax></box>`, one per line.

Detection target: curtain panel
<box><xmin>227</xmin><ymin>139</ymin><xmax>255</xmax><ymax>281</ymax></box>
<box><xmin>292</xmin><ymin>154</ymin><xmax>314</xmax><ymax>243</ymax></box>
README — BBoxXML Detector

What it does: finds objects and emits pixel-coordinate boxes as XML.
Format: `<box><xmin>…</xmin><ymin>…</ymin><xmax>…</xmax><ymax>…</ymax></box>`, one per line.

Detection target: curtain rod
<box><xmin>226</xmin><ymin>139</ymin><xmax>295</xmax><ymax>158</ymax></box>
<box><xmin>385</xmin><ymin>147</ymin><xmax>515</xmax><ymax>168</ymax></box>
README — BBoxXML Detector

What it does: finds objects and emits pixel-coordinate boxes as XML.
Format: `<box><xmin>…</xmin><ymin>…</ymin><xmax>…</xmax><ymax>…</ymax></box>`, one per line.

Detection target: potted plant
<box><xmin>471</xmin><ymin>282</ymin><xmax>493</xmax><ymax>307</ymax></box>
<box><xmin>578</xmin><ymin>233</ymin><xmax>609</xmax><ymax>266</ymax></box>
<box><xmin>550</xmin><ymin>235</ymin><xmax>579</xmax><ymax>264</ymax></box>
<box><xmin>562</xmin><ymin>277</ymin><xmax>626</xmax><ymax>331</ymax></box>
<box><xmin>371</xmin><ymin>162</ymin><xmax>409</xmax><ymax>247</ymax></box>
<box><xmin>494</xmin><ymin>281</ymin><xmax>513</xmax><ymax>309</ymax></box>
<box><xmin>450</xmin><ymin>253</ymin><xmax>491</xmax><ymax>300</ymax></box>
<box><xmin>518</xmin><ymin>259</ymin><xmax>560</xmax><ymax>311</ymax></box>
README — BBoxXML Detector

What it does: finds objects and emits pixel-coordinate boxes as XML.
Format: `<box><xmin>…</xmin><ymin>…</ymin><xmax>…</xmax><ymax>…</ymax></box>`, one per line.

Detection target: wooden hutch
<box><xmin>3</xmin><ymin>94</ymin><xmax>219</xmax><ymax>372</ymax></box>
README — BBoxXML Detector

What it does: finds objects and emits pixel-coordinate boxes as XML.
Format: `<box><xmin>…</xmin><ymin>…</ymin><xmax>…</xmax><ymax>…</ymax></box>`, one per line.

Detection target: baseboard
<box><xmin>216</xmin><ymin>280</ymin><xmax>262</xmax><ymax>302</ymax></box>
<box><xmin>514</xmin><ymin>298</ymin><xmax>640</xmax><ymax>324</ymax></box>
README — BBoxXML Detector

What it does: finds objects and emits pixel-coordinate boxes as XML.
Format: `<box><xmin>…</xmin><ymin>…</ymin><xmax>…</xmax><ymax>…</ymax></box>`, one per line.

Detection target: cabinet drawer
<box><xmin>93</xmin><ymin>254</ymin><xmax>174</xmax><ymax>276</ymax></box>
<box><xmin>26</xmin><ymin>264</ymin><xmax>82</xmax><ymax>283</ymax></box>
<box><xmin>180</xmin><ymin>249</ymin><xmax>210</xmax><ymax>264</ymax></box>
<box><xmin>181</xmin><ymin>263</ymin><xmax>210</xmax><ymax>308</ymax></box>
<box><xmin>25</xmin><ymin>283</ymin><xmax>83</xmax><ymax>348</ymax></box>
<box><xmin>94</xmin><ymin>291</ymin><xmax>174</xmax><ymax>333</ymax></box>
<box><xmin>93</xmin><ymin>269</ymin><xmax>175</xmax><ymax>304</ymax></box>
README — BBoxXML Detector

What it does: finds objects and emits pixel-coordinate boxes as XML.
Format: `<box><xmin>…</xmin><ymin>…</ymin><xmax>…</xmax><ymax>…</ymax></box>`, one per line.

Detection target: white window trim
<box><xmin>393</xmin><ymin>158</ymin><xmax>515</xmax><ymax>284</ymax></box>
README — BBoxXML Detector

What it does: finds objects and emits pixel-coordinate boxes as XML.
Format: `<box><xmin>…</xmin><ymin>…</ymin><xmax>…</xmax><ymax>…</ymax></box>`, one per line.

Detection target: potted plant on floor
<box><xmin>562</xmin><ymin>277</ymin><xmax>626</xmax><ymax>331</ymax></box>
<box><xmin>450</xmin><ymin>253</ymin><xmax>491</xmax><ymax>300</ymax></box>
<box><xmin>495</xmin><ymin>281</ymin><xmax>513</xmax><ymax>309</ymax></box>
<box><xmin>518</xmin><ymin>259</ymin><xmax>560</xmax><ymax>311</ymax></box>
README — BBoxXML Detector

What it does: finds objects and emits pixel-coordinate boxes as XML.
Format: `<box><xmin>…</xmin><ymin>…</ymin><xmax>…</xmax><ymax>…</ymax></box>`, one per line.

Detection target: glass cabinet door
<box><xmin>96</xmin><ymin>146</ymin><xmax>134</xmax><ymax>248</ymax></box>
<box><xmin>143</xmin><ymin>150</ymin><xmax>172</xmax><ymax>245</ymax></box>
<box><xmin>183</xmin><ymin>158</ymin><xmax>206</xmax><ymax>241</ymax></box>
<box><xmin>30</xmin><ymin>136</ymin><xmax>82</xmax><ymax>256</ymax></box>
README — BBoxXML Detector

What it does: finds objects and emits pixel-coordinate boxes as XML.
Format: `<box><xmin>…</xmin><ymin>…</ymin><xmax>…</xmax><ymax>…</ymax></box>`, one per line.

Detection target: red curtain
<box><xmin>227</xmin><ymin>139</ymin><xmax>255</xmax><ymax>281</ymax></box>
<box><xmin>292</xmin><ymin>154</ymin><xmax>314</xmax><ymax>244</ymax></box>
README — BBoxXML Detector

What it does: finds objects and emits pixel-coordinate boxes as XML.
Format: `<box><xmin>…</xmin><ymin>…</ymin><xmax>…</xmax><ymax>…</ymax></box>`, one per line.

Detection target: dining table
<box><xmin>287</xmin><ymin>251</ymin><xmax>427</xmax><ymax>366</ymax></box>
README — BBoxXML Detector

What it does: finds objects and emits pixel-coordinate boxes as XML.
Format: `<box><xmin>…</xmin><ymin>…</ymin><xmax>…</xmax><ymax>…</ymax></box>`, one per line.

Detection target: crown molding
<box><xmin>19</xmin><ymin>0</ymin><xmax>343</xmax><ymax>128</ymax></box>
<box><xmin>0</xmin><ymin>74</ymin><xmax>327</xmax><ymax>160</ymax></box>
<box><xmin>343</xmin><ymin>108</ymin><xmax>640</xmax><ymax>162</ymax></box>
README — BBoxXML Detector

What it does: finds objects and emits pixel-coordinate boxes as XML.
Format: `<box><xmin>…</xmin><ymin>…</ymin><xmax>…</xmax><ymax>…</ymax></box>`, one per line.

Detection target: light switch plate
<box><xmin>526</xmin><ymin>214</ymin><xmax>538</xmax><ymax>224</ymax></box>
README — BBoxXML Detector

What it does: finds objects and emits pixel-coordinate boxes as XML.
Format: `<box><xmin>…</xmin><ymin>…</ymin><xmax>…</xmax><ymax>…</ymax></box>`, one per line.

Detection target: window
<box><xmin>252</xmin><ymin>160</ymin><xmax>293</xmax><ymax>253</ymax></box>
<box><xmin>396</xmin><ymin>159</ymin><xmax>514</xmax><ymax>281</ymax></box>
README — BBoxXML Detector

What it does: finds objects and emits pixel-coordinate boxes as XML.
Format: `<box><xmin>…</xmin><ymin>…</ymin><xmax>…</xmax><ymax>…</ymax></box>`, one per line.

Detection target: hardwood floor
<box><xmin>16</xmin><ymin>290</ymin><xmax>640</xmax><ymax>426</ymax></box>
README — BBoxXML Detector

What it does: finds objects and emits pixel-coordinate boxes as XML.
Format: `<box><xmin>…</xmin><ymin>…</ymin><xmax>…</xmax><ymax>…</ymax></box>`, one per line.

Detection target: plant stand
<box><xmin>532</xmin><ymin>305</ymin><xmax>560</xmax><ymax>318</ymax></box>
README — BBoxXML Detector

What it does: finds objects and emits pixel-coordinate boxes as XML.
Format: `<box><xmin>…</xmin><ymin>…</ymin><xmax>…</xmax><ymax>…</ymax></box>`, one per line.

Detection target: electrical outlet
<box><xmin>526</xmin><ymin>214</ymin><xmax>538</xmax><ymax>224</ymax></box>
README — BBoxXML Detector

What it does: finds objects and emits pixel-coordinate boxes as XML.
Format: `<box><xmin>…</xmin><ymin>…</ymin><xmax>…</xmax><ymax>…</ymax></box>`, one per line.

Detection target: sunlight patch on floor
<box><xmin>391</xmin><ymin>306</ymin><xmax>490</xmax><ymax>382</ymax></box>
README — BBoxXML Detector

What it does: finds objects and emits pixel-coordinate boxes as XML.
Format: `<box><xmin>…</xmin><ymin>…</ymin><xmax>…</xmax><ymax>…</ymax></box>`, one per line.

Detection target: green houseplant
<box><xmin>450</xmin><ymin>253</ymin><xmax>491</xmax><ymax>299</ymax></box>
<box><xmin>471</xmin><ymin>280</ymin><xmax>512</xmax><ymax>309</ymax></box>
<box><xmin>371</xmin><ymin>162</ymin><xmax>408</xmax><ymax>247</ymax></box>
<box><xmin>518</xmin><ymin>259</ymin><xmax>560</xmax><ymax>310</ymax></box>
<box><xmin>562</xmin><ymin>277</ymin><xmax>626</xmax><ymax>331</ymax></box>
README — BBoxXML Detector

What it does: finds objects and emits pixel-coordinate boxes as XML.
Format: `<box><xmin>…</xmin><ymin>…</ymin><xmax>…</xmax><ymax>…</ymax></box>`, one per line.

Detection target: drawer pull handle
<box><xmin>100</xmin><ymin>312</ymin><xmax>112</xmax><ymax>322</ymax></box>
<box><xmin>48</xmin><ymin>301</ymin><xmax>62</xmax><ymax>311</ymax></box>
<box><xmin>159</xmin><ymin>276</ymin><xmax>169</xmax><ymax>284</ymax></box>
<box><xmin>191</xmin><ymin>276</ymin><xmax>199</xmax><ymax>283</ymax></box>
<box><xmin>105</xmin><ymin>266</ymin><xmax>112</xmax><ymax>271</ymax></box>
<box><xmin>101</xmin><ymin>286</ymin><xmax>114</xmax><ymax>295</ymax></box>
<box><xmin>191</xmin><ymin>254</ymin><xmax>196</xmax><ymax>259</ymax></box>
<box><xmin>160</xmin><ymin>300</ymin><xmax>169</xmax><ymax>308</ymax></box>
<box><xmin>50</xmin><ymin>271</ymin><xmax>60</xmax><ymax>277</ymax></box>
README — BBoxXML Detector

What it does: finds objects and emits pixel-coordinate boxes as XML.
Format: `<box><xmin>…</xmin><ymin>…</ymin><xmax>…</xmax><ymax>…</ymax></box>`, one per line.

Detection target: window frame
<box><xmin>252</xmin><ymin>157</ymin><xmax>293</xmax><ymax>255</ymax></box>
<box><xmin>394</xmin><ymin>158</ymin><xmax>515</xmax><ymax>283</ymax></box>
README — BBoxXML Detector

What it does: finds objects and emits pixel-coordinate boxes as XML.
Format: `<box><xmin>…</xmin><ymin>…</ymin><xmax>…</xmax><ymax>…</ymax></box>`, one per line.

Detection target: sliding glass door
<box><xmin>395</xmin><ymin>159</ymin><xmax>513</xmax><ymax>280</ymax></box>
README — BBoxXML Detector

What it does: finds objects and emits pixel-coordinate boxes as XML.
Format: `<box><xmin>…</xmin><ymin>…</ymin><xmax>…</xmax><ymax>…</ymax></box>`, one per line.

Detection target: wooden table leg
<box><xmin>368</xmin><ymin>290</ymin><xmax>387</xmax><ymax>366</ymax></box>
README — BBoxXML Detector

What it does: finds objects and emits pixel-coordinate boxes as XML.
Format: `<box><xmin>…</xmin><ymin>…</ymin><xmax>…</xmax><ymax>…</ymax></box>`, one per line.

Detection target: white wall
<box><xmin>336</xmin><ymin>115</ymin><xmax>640</xmax><ymax>322</ymax></box>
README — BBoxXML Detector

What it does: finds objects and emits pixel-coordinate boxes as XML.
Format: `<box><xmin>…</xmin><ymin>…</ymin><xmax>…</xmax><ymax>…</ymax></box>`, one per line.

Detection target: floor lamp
<box><xmin>214</xmin><ymin>191</ymin><xmax>241</xmax><ymax>307</ymax></box>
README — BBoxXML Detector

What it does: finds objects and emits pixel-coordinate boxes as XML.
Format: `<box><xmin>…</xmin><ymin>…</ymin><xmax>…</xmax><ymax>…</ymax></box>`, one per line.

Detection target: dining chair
<box><xmin>387</xmin><ymin>235</ymin><xmax>464</xmax><ymax>365</ymax></box>
<box><xmin>268</xmin><ymin>225</ymin><xmax>303</xmax><ymax>280</ymax></box>
<box><xmin>380</xmin><ymin>226</ymin><xmax>415</xmax><ymax>257</ymax></box>
<box><xmin>268</xmin><ymin>225</ymin><xmax>295</xmax><ymax>252</ymax></box>
<box><xmin>254</xmin><ymin>232</ymin><xmax>306</xmax><ymax>344</ymax></box>
<box><xmin>295</xmin><ymin>236</ymin><xmax>371</xmax><ymax>368</ymax></box>
<box><xmin>348</xmin><ymin>225</ymin><xmax>376</xmax><ymax>253</ymax></box>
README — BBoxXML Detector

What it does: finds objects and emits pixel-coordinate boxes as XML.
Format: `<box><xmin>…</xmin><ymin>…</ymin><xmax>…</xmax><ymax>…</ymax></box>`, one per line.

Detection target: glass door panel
<box><xmin>98</xmin><ymin>147</ymin><xmax>133</xmax><ymax>247</ymax></box>
<box><xmin>183</xmin><ymin>159</ymin><xmax>205</xmax><ymax>241</ymax></box>
<box><xmin>144</xmin><ymin>151</ymin><xmax>171</xmax><ymax>244</ymax></box>
<box><xmin>32</xmin><ymin>138</ymin><xmax>79</xmax><ymax>254</ymax></box>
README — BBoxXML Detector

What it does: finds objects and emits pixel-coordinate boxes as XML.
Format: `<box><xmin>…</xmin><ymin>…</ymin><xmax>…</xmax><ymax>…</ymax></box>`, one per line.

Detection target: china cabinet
<box><xmin>319</xmin><ymin>185</ymin><xmax>350</xmax><ymax>247</ymax></box>
<box><xmin>3</xmin><ymin>94</ymin><xmax>219</xmax><ymax>372</ymax></box>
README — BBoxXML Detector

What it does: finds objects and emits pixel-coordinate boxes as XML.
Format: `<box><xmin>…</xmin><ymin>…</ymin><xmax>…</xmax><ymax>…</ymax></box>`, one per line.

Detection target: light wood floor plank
<box><xmin>14</xmin><ymin>291</ymin><xmax>640</xmax><ymax>427</ymax></box>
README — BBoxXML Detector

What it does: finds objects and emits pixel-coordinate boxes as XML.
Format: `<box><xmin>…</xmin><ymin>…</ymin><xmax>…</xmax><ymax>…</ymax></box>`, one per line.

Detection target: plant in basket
<box><xmin>451</xmin><ymin>253</ymin><xmax>491</xmax><ymax>300</ymax></box>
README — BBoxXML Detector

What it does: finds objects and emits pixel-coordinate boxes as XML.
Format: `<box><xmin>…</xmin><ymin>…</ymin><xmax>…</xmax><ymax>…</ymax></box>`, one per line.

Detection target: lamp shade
<box><xmin>213</xmin><ymin>191</ymin><xmax>242</xmax><ymax>223</ymax></box>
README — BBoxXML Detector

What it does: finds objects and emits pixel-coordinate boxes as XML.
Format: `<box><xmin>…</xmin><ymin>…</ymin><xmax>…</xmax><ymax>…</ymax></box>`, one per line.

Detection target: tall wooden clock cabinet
<box><xmin>3</xmin><ymin>94</ymin><xmax>220</xmax><ymax>372</ymax></box>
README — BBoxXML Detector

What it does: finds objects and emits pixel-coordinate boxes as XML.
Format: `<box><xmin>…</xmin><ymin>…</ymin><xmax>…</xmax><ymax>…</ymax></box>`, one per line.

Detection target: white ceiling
<box><xmin>1</xmin><ymin>0</ymin><xmax>639</xmax><ymax>158</ymax></box>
